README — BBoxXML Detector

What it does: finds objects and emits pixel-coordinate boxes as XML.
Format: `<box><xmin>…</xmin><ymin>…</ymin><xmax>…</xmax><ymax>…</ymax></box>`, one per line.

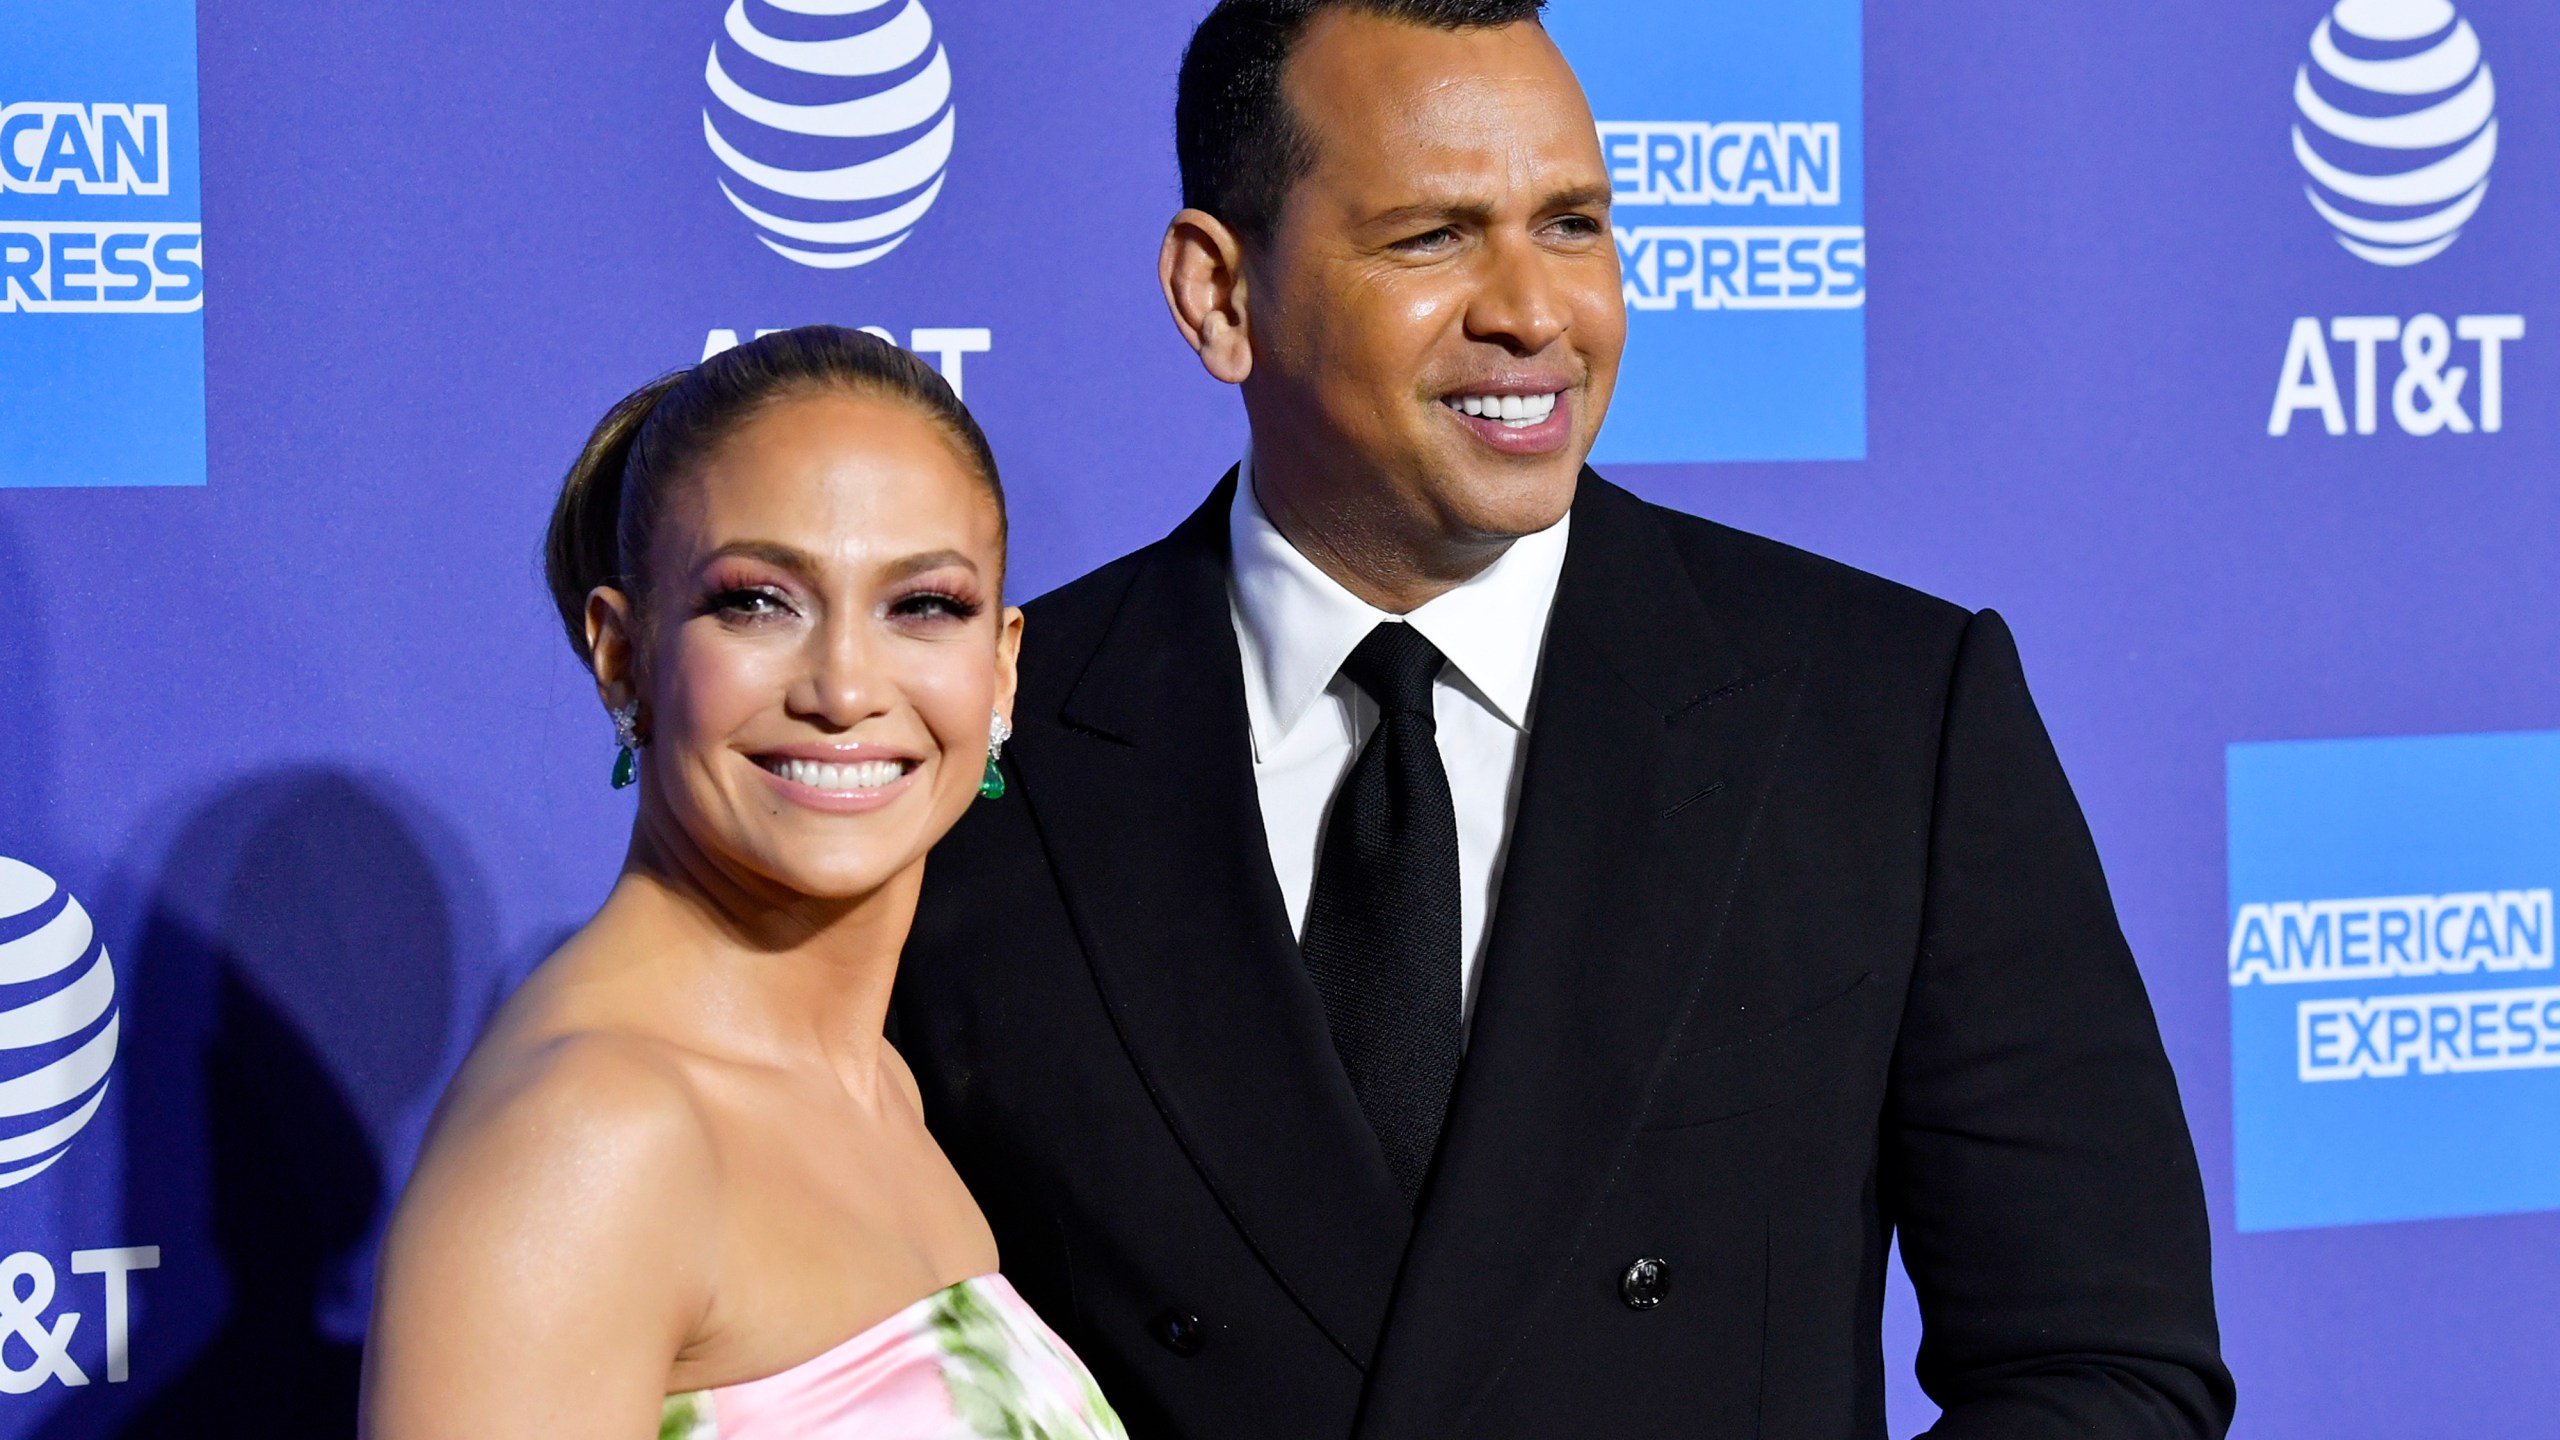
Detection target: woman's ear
<box><xmin>1159</xmin><ymin>209</ymin><xmax>1254</xmax><ymax>385</ymax></box>
<box><xmin>586</xmin><ymin>586</ymin><xmax>642</xmax><ymax>712</ymax></box>
<box><xmin>993</xmin><ymin>605</ymin><xmax>1025</xmax><ymax>725</ymax></box>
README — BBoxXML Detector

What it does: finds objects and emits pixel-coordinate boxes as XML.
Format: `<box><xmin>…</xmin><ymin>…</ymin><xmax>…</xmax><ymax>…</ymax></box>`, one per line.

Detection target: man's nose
<box><xmin>1464</xmin><ymin>232</ymin><xmax>1570</xmax><ymax>355</ymax></box>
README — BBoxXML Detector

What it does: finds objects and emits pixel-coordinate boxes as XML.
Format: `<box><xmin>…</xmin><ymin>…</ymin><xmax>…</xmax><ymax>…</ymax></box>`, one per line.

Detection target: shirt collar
<box><xmin>1228</xmin><ymin>451</ymin><xmax>1570</xmax><ymax>751</ymax></box>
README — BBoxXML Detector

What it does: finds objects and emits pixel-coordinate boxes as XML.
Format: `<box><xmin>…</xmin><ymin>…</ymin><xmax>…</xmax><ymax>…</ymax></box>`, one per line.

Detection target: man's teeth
<box><xmin>1449</xmin><ymin>392</ymin><xmax>1559</xmax><ymax>428</ymax></box>
<box><xmin>769</xmin><ymin>758</ymin><xmax>907</xmax><ymax>792</ymax></box>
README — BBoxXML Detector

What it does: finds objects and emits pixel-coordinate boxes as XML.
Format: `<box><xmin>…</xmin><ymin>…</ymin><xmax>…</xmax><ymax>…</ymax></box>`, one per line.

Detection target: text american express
<box><xmin>0</xmin><ymin>103</ymin><xmax>169</xmax><ymax>196</ymax></box>
<box><xmin>1599</xmin><ymin>122</ymin><xmax>1842</xmax><ymax>207</ymax></box>
<box><xmin>0</xmin><ymin>225</ymin><xmax>201</xmax><ymax>314</ymax></box>
<box><xmin>2228</xmin><ymin>889</ymin><xmax>2552</xmax><ymax>985</ymax></box>
<box><xmin>2298</xmin><ymin>985</ymin><xmax>2560</xmax><ymax>1082</ymax></box>
<box><xmin>1616</xmin><ymin>227</ymin><xmax>1864</xmax><ymax>311</ymax></box>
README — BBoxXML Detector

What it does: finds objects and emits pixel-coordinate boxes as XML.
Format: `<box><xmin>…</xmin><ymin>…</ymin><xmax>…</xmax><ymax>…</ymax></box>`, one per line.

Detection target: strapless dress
<box><xmin>659</xmin><ymin>1275</ymin><xmax>1126</xmax><ymax>1440</ymax></box>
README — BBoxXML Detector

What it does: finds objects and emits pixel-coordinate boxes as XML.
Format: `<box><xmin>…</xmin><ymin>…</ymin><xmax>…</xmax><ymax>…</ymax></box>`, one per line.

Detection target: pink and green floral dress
<box><xmin>659</xmin><ymin>1275</ymin><xmax>1127</xmax><ymax>1440</ymax></box>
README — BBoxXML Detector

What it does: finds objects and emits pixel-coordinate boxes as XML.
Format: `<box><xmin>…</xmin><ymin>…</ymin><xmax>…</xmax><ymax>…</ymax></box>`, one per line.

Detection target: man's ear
<box><xmin>1159</xmin><ymin>208</ymin><xmax>1254</xmax><ymax>385</ymax></box>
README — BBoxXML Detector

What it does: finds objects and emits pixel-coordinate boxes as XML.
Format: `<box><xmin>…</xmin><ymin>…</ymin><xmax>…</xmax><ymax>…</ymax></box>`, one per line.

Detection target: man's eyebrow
<box><xmin>1361</xmin><ymin>184</ymin><xmax>1616</xmax><ymax>233</ymax></box>
<box><xmin>1363</xmin><ymin>198</ymin><xmax>1496</xmax><ymax>232</ymax></box>
<box><xmin>1543</xmin><ymin>183</ymin><xmax>1615</xmax><ymax>213</ymax></box>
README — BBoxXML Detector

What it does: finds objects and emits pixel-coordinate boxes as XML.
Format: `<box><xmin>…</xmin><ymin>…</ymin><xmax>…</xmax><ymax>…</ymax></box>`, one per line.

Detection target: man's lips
<box><xmin>1438</xmin><ymin>383</ymin><xmax>1574</xmax><ymax>455</ymax></box>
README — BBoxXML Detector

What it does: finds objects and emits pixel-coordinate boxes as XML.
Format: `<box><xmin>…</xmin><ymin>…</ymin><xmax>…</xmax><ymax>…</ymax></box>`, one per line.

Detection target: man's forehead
<box><xmin>1288</xmin><ymin>13</ymin><xmax>1585</xmax><ymax>128</ymax></box>
<box><xmin>1286</xmin><ymin>15</ymin><xmax>1598</xmax><ymax>184</ymax></box>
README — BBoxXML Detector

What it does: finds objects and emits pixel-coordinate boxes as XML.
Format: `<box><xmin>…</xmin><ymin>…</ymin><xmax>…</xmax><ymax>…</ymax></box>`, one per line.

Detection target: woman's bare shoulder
<box><xmin>425</xmin><ymin>924</ymin><xmax>718</xmax><ymax>1179</ymax></box>
<box><xmin>367</xmin><ymin>1023</ymin><xmax>723</xmax><ymax>1438</ymax></box>
<box><xmin>453</xmin><ymin>1023</ymin><xmax>709</xmax><ymax>1159</ymax></box>
<box><xmin>387</xmin><ymin>925</ymin><xmax>729</xmax><ymax>1292</ymax></box>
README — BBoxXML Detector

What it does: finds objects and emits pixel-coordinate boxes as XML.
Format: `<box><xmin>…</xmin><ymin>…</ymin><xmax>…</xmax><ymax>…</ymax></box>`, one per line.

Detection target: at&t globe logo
<box><xmin>0</xmin><ymin>858</ymin><xmax>119</xmax><ymax>1188</ymax></box>
<box><xmin>2292</xmin><ymin>0</ymin><xmax>2496</xmax><ymax>266</ymax></box>
<box><xmin>702</xmin><ymin>0</ymin><xmax>954</xmax><ymax>269</ymax></box>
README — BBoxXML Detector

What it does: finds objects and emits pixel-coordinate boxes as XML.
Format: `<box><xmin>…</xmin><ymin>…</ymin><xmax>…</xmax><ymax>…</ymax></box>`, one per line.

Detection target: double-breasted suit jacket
<box><xmin>894</xmin><ymin>472</ymin><xmax>2232</xmax><ymax>1439</ymax></box>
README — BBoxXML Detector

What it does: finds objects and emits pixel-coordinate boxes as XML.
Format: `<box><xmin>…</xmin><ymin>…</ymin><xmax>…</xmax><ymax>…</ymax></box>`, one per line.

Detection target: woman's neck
<box><xmin>601</xmin><ymin>810</ymin><xmax>920</xmax><ymax>1103</ymax></box>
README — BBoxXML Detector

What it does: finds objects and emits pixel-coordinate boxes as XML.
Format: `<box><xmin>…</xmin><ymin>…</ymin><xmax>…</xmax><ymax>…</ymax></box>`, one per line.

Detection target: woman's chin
<box><xmin>751</xmin><ymin>850</ymin><xmax>914</xmax><ymax>904</ymax></box>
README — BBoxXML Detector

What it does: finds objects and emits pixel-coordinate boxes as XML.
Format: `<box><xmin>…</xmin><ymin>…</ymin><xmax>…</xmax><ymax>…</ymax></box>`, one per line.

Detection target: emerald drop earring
<box><xmin>980</xmin><ymin>711</ymin><xmax>1012</xmax><ymax>800</ymax></box>
<box><xmin>610</xmin><ymin>700</ymin><xmax>643</xmax><ymax>790</ymax></box>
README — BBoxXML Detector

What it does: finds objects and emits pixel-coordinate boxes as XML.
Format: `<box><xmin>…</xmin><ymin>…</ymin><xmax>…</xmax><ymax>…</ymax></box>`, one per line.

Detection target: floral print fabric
<box><xmin>660</xmin><ymin>1275</ymin><xmax>1126</xmax><ymax>1440</ymax></box>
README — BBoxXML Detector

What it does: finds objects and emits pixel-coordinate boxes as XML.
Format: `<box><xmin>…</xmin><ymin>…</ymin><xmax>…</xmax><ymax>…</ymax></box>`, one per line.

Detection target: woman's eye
<box><xmin>889</xmin><ymin>591</ymin><xmax>981</xmax><ymax>623</ymax></box>
<box><xmin>707</xmin><ymin>587</ymin><xmax>792</xmax><ymax>620</ymax></box>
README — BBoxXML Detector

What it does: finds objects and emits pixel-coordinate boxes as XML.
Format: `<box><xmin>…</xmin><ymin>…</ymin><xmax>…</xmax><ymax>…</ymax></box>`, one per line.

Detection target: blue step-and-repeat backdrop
<box><xmin>0</xmin><ymin>0</ymin><xmax>2551</xmax><ymax>1433</ymax></box>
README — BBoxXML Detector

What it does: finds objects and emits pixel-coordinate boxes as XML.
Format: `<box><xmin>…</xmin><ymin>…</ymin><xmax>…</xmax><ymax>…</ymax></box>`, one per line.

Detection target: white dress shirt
<box><xmin>1227</xmin><ymin>459</ymin><xmax>1571</xmax><ymax>1032</ymax></box>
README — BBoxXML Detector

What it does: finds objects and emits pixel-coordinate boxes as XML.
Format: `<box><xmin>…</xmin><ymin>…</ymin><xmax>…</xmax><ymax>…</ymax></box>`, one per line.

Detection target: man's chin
<box><xmin>1424</xmin><ymin>455</ymin><xmax>1582</xmax><ymax>542</ymax></box>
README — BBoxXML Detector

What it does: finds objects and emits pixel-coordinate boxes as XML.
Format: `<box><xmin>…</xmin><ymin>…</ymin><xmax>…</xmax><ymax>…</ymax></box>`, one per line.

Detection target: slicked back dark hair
<box><xmin>544</xmin><ymin>325</ymin><xmax>1004</xmax><ymax>665</ymax></box>
<box><xmin>1176</xmin><ymin>0</ymin><xmax>1549</xmax><ymax>242</ymax></box>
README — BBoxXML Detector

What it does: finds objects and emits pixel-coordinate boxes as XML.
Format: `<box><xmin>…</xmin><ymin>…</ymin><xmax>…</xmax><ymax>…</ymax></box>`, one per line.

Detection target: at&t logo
<box><xmin>702</xmin><ymin>0</ymin><xmax>955</xmax><ymax>270</ymax></box>
<box><xmin>0</xmin><ymin>1248</ymin><xmax>159</xmax><ymax>1391</ymax></box>
<box><xmin>2269</xmin><ymin>0</ymin><xmax>2526</xmax><ymax>438</ymax></box>
<box><xmin>2291</xmin><ymin>0</ymin><xmax>2495</xmax><ymax>267</ymax></box>
<box><xmin>0</xmin><ymin>864</ymin><xmax>158</xmax><ymax>1393</ymax></box>
<box><xmin>0</xmin><ymin>858</ymin><xmax>119</xmax><ymax>1185</ymax></box>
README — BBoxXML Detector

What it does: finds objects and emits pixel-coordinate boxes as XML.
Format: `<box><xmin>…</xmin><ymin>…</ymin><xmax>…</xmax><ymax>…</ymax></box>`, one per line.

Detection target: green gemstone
<box><xmin>612</xmin><ymin>747</ymin><xmax>637</xmax><ymax>790</ymax></box>
<box><xmin>978</xmin><ymin>755</ymin><xmax>1006</xmax><ymax>800</ymax></box>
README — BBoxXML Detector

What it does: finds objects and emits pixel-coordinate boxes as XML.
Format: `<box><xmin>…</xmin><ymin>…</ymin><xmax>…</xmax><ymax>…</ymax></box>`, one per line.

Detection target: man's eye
<box><xmin>1395</xmin><ymin>227</ymin><xmax>1459</xmax><ymax>253</ymax></box>
<box><xmin>1550</xmin><ymin>215</ymin><xmax>1604</xmax><ymax>239</ymax></box>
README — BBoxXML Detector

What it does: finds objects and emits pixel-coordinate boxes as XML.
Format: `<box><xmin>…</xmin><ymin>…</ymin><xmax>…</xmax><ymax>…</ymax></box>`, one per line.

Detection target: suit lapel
<box><xmin>1355</xmin><ymin>476</ymin><xmax>1807</xmax><ymax>1438</ymax></box>
<box><xmin>1011</xmin><ymin>474</ymin><xmax>1412</xmax><ymax>1366</ymax></box>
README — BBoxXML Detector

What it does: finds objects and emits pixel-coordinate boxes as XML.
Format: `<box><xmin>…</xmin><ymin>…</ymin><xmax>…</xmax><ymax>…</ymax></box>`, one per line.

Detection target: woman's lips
<box><xmin>750</xmin><ymin>753</ymin><xmax>923</xmax><ymax>814</ymax></box>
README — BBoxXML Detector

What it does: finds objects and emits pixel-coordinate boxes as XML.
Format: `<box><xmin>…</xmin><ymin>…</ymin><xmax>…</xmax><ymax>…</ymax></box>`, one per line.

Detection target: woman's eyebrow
<box><xmin>703</xmin><ymin>539</ymin><xmax>823</xmax><ymax>576</ymax></box>
<box><xmin>881</xmin><ymin>549</ymin><xmax>980</xmax><ymax>583</ymax></box>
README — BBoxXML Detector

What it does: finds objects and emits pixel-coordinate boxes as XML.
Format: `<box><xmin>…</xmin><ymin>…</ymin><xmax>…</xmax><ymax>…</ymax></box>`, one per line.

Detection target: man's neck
<box><xmin>1247</xmin><ymin>448</ymin><xmax>1514</xmax><ymax>615</ymax></box>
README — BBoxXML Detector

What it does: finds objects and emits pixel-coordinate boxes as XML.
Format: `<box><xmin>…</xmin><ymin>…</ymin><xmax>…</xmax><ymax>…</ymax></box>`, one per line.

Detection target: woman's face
<box><xmin>596</xmin><ymin>389</ymin><xmax>1019</xmax><ymax>907</ymax></box>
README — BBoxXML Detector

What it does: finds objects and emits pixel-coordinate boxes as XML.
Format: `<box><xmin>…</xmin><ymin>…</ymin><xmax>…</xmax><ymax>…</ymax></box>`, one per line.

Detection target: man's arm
<box><xmin>1888</xmin><ymin>609</ymin><xmax>2234</xmax><ymax>1438</ymax></box>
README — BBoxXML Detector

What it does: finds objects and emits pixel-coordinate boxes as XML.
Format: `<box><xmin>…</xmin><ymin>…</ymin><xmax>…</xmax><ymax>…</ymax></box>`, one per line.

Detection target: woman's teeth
<box><xmin>766</xmin><ymin>758</ymin><xmax>907</xmax><ymax>792</ymax></box>
<box><xmin>1449</xmin><ymin>392</ymin><xmax>1559</xmax><ymax>428</ymax></box>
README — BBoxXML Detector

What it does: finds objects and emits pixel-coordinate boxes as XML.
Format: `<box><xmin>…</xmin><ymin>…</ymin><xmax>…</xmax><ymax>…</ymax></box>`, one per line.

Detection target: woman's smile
<box><xmin>748</xmin><ymin>743</ymin><xmax>927</xmax><ymax>814</ymax></box>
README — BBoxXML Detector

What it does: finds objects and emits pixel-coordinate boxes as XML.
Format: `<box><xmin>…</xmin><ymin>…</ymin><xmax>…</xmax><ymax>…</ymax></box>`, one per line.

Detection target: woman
<box><xmin>362</xmin><ymin>327</ymin><xmax>1125</xmax><ymax>1440</ymax></box>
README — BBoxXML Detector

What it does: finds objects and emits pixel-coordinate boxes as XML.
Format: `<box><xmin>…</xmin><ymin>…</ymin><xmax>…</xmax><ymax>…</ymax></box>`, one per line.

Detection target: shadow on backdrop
<box><xmin>32</xmin><ymin>772</ymin><xmax>475</xmax><ymax>1440</ymax></box>
<box><xmin>0</xmin><ymin>515</ymin><xmax>52</xmax><ymax>862</ymax></box>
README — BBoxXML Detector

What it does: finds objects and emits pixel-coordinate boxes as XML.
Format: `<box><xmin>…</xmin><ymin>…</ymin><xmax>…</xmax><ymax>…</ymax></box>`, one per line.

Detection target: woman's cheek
<box><xmin>898</xmin><ymin>650</ymin><xmax>997</xmax><ymax>752</ymax></box>
<box><xmin>668</xmin><ymin>632</ymin><xmax>793</xmax><ymax>733</ymax></box>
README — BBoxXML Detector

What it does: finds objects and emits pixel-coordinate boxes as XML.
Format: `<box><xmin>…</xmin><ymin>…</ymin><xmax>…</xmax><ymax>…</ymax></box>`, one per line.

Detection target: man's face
<box><xmin>1246</xmin><ymin>13</ymin><xmax>1624</xmax><ymax>545</ymax></box>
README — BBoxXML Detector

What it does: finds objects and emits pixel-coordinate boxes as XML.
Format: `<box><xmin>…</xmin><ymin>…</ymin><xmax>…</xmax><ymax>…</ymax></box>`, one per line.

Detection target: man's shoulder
<box><xmin>1008</xmin><ymin>478</ymin><xmax>1984</xmax><ymax>699</ymax></box>
<box><xmin>1600</xmin><ymin>480</ymin><xmax>1974</xmax><ymax>649</ymax></box>
<box><xmin>1012</xmin><ymin>534</ymin><xmax>1173</xmax><ymax>694</ymax></box>
<box><xmin>1021</xmin><ymin>539</ymin><xmax>1156</xmax><ymax>635</ymax></box>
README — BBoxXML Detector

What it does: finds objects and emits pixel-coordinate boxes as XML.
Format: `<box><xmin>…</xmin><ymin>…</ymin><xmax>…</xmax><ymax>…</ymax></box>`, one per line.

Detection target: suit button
<box><xmin>1151</xmin><ymin>1309</ymin><xmax>1206</xmax><ymax>1356</ymax></box>
<box><xmin>1619</xmin><ymin>1257</ymin><xmax>1673</xmax><ymax>1310</ymax></box>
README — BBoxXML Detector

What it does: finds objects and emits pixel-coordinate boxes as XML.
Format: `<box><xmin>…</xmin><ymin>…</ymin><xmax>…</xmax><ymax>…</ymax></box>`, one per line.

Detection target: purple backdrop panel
<box><xmin>0</xmin><ymin>0</ymin><xmax>2552</xmax><ymax>1436</ymax></box>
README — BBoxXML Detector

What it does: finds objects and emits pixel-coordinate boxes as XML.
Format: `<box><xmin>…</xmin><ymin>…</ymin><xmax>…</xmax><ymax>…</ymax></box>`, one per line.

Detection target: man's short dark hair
<box><xmin>1175</xmin><ymin>0</ymin><xmax>1549</xmax><ymax>242</ymax></box>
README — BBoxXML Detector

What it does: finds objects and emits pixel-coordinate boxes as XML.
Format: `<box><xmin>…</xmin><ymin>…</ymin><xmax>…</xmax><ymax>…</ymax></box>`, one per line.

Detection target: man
<box><xmin>898</xmin><ymin>2</ymin><xmax>2233</xmax><ymax>1435</ymax></box>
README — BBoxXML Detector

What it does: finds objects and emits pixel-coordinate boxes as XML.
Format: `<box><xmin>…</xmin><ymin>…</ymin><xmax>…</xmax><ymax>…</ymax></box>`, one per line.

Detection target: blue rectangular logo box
<box><xmin>2229</xmin><ymin>730</ymin><xmax>2560</xmax><ymax>1232</ymax></box>
<box><xmin>1547</xmin><ymin>0</ymin><xmax>1865</xmax><ymax>464</ymax></box>
<box><xmin>1</xmin><ymin>0</ymin><xmax>206</xmax><ymax>488</ymax></box>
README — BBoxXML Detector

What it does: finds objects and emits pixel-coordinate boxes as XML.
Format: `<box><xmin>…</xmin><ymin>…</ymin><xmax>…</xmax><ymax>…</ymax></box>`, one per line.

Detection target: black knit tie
<box><xmin>1300</xmin><ymin>622</ymin><xmax>1464</xmax><ymax>1203</ymax></box>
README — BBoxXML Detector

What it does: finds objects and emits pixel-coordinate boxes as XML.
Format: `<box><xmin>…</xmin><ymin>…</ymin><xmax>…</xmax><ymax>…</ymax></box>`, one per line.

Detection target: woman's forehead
<box><xmin>665</xmin><ymin>399</ymin><xmax>999</xmax><ymax>565</ymax></box>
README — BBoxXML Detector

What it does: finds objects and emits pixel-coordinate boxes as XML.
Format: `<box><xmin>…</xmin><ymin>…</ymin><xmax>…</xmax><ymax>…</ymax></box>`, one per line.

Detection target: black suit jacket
<box><xmin>896</xmin><ymin>472</ymin><xmax>2231</xmax><ymax>1439</ymax></box>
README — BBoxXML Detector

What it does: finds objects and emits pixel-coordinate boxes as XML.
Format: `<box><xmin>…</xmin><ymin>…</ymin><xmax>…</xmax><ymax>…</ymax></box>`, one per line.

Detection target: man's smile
<box><xmin>1438</xmin><ymin>380</ymin><xmax>1575</xmax><ymax>454</ymax></box>
<box><xmin>1440</xmin><ymin>389</ymin><xmax>1559</xmax><ymax>427</ymax></box>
